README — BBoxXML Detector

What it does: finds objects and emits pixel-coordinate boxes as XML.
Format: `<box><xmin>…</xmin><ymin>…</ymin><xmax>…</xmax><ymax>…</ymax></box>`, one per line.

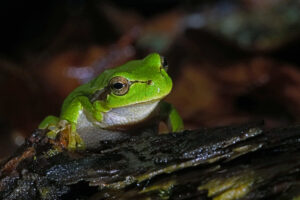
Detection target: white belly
<box><xmin>77</xmin><ymin>100</ymin><xmax>160</xmax><ymax>130</ymax></box>
<box><xmin>75</xmin><ymin>100</ymin><xmax>160</xmax><ymax>148</ymax></box>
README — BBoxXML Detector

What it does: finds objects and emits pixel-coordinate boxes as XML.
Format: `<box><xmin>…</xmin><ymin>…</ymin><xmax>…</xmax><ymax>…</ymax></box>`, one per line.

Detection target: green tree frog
<box><xmin>39</xmin><ymin>53</ymin><xmax>184</xmax><ymax>150</ymax></box>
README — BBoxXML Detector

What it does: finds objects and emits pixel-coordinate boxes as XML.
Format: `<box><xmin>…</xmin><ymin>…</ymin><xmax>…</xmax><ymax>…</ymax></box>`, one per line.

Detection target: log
<box><xmin>1</xmin><ymin>122</ymin><xmax>300</xmax><ymax>200</ymax></box>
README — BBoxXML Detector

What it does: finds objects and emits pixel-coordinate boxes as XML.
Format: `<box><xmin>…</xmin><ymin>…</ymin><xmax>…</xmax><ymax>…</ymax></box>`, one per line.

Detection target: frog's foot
<box><xmin>38</xmin><ymin>115</ymin><xmax>61</xmax><ymax>139</ymax></box>
<box><xmin>46</xmin><ymin>125</ymin><xmax>61</xmax><ymax>140</ymax></box>
<box><xmin>67</xmin><ymin>130</ymin><xmax>85</xmax><ymax>150</ymax></box>
<box><xmin>44</xmin><ymin>120</ymin><xmax>84</xmax><ymax>150</ymax></box>
<box><xmin>45</xmin><ymin>120</ymin><xmax>68</xmax><ymax>140</ymax></box>
<box><xmin>57</xmin><ymin>122</ymin><xmax>85</xmax><ymax>150</ymax></box>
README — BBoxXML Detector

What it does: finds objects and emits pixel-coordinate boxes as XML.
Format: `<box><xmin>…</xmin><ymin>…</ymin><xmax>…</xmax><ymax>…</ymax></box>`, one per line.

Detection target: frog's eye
<box><xmin>109</xmin><ymin>76</ymin><xmax>130</xmax><ymax>96</ymax></box>
<box><xmin>160</xmin><ymin>56</ymin><xmax>168</xmax><ymax>71</ymax></box>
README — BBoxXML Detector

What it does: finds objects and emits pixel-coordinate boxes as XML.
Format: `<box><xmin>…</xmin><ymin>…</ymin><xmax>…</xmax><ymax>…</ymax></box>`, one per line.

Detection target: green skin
<box><xmin>39</xmin><ymin>53</ymin><xmax>184</xmax><ymax>150</ymax></box>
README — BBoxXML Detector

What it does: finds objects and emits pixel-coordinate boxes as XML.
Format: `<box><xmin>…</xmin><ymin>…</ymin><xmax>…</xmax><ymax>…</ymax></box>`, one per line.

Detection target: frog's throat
<box><xmin>77</xmin><ymin>100</ymin><xmax>160</xmax><ymax>131</ymax></box>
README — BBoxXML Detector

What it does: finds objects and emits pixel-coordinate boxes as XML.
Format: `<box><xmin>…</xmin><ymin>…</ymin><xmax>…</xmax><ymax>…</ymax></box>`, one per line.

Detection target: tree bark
<box><xmin>1</xmin><ymin>122</ymin><xmax>300</xmax><ymax>200</ymax></box>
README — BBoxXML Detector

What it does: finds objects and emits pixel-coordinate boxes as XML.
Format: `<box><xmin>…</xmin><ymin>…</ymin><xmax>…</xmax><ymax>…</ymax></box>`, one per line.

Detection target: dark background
<box><xmin>1</xmin><ymin>0</ymin><xmax>300</xmax><ymax>157</ymax></box>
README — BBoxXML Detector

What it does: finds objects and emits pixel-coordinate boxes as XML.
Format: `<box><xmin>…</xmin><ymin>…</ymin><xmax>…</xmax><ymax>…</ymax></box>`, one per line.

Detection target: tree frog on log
<box><xmin>39</xmin><ymin>53</ymin><xmax>184</xmax><ymax>150</ymax></box>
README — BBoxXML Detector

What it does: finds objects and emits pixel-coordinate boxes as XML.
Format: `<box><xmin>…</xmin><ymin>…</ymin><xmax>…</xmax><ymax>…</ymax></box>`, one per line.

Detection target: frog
<box><xmin>39</xmin><ymin>53</ymin><xmax>184</xmax><ymax>150</ymax></box>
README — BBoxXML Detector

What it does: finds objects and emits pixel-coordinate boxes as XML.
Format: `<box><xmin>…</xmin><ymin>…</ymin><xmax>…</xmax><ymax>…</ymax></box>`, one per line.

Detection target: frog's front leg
<box><xmin>60</xmin><ymin>96</ymin><xmax>109</xmax><ymax>150</ymax></box>
<box><xmin>39</xmin><ymin>115</ymin><xmax>65</xmax><ymax>140</ymax></box>
<box><xmin>39</xmin><ymin>115</ymin><xmax>60</xmax><ymax>129</ymax></box>
<box><xmin>159</xmin><ymin>101</ymin><xmax>184</xmax><ymax>132</ymax></box>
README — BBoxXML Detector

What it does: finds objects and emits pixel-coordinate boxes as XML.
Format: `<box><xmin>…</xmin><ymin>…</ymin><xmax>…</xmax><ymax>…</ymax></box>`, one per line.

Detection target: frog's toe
<box><xmin>75</xmin><ymin>133</ymin><xmax>85</xmax><ymax>149</ymax></box>
<box><xmin>46</xmin><ymin>130</ymin><xmax>58</xmax><ymax>140</ymax></box>
<box><xmin>65</xmin><ymin>131</ymin><xmax>85</xmax><ymax>150</ymax></box>
<box><xmin>66</xmin><ymin>132</ymin><xmax>77</xmax><ymax>150</ymax></box>
<box><xmin>46</xmin><ymin>124</ymin><xmax>61</xmax><ymax>139</ymax></box>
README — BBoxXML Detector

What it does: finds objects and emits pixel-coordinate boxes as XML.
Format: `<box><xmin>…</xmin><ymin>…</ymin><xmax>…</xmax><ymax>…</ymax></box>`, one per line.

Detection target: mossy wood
<box><xmin>1</xmin><ymin>122</ymin><xmax>300</xmax><ymax>199</ymax></box>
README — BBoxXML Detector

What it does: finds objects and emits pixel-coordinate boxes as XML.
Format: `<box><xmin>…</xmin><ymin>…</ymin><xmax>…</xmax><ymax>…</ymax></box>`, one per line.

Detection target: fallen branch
<box><xmin>1</xmin><ymin>122</ymin><xmax>300</xmax><ymax>200</ymax></box>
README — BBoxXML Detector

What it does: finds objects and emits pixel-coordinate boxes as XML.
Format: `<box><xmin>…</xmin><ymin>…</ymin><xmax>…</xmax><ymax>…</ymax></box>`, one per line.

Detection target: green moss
<box><xmin>140</xmin><ymin>180</ymin><xmax>176</xmax><ymax>200</ymax></box>
<box><xmin>39</xmin><ymin>187</ymin><xmax>51</xmax><ymax>199</ymax></box>
<box><xmin>198</xmin><ymin>171</ymin><xmax>256</xmax><ymax>200</ymax></box>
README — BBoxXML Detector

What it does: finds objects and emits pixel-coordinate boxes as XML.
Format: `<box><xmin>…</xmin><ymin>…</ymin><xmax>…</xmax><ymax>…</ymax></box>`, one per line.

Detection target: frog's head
<box><xmin>92</xmin><ymin>53</ymin><xmax>172</xmax><ymax>108</ymax></box>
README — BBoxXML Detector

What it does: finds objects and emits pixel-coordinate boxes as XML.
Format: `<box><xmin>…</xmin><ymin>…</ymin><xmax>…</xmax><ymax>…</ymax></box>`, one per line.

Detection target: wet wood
<box><xmin>1</xmin><ymin>122</ymin><xmax>300</xmax><ymax>199</ymax></box>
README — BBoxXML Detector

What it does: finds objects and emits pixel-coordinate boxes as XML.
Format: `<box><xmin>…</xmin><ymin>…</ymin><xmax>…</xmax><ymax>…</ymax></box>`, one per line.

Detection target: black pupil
<box><xmin>113</xmin><ymin>82</ymin><xmax>124</xmax><ymax>89</ymax></box>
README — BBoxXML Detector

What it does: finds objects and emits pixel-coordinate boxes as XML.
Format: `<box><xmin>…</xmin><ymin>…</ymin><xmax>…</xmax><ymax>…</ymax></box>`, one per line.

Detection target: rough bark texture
<box><xmin>1</xmin><ymin>122</ymin><xmax>300</xmax><ymax>200</ymax></box>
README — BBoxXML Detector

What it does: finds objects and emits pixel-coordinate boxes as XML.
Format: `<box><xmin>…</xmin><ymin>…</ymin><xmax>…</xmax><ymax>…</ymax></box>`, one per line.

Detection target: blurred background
<box><xmin>1</xmin><ymin>0</ymin><xmax>300</xmax><ymax>157</ymax></box>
